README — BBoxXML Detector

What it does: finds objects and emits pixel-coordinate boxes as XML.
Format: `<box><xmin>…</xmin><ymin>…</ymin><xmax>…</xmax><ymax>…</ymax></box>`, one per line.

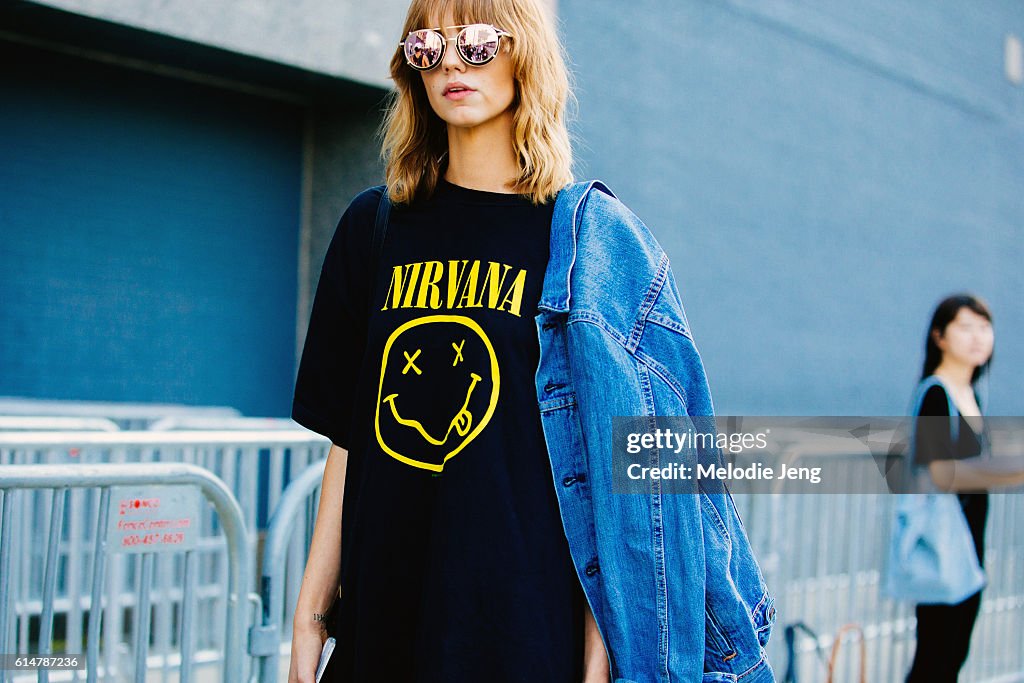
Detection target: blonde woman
<box><xmin>288</xmin><ymin>0</ymin><xmax>776</xmax><ymax>681</ymax></box>
<box><xmin>288</xmin><ymin>1</ymin><xmax>601</xmax><ymax>681</ymax></box>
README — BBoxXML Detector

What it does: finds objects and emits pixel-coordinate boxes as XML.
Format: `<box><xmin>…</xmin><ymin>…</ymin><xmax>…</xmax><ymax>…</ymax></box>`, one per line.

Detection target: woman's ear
<box><xmin>931</xmin><ymin>328</ymin><xmax>945</xmax><ymax>350</ymax></box>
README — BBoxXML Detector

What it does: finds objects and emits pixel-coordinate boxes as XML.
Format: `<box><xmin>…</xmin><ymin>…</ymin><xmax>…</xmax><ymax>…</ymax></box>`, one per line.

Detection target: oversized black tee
<box><xmin>292</xmin><ymin>179</ymin><xmax>585</xmax><ymax>683</ymax></box>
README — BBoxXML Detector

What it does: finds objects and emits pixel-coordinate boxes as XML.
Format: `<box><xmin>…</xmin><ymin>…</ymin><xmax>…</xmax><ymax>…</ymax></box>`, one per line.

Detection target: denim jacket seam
<box><xmin>567</xmin><ymin>310</ymin><xmax>633</xmax><ymax>352</ymax></box>
<box><xmin>632</xmin><ymin>346</ymin><xmax>690</xmax><ymax>412</ymax></box>
<box><xmin>700</xmin><ymin>491</ymin><xmax>731</xmax><ymax>542</ymax></box>
<box><xmin>645</xmin><ymin>313</ymin><xmax>693</xmax><ymax>340</ymax></box>
<box><xmin>626</xmin><ymin>255</ymin><xmax>669</xmax><ymax>352</ymax></box>
<box><xmin>563</xmin><ymin>185</ymin><xmax>604</xmax><ymax>309</ymax></box>
<box><xmin>568</xmin><ymin>313</ymin><xmax>695</xmax><ymax>423</ymax></box>
<box><xmin>636</xmin><ymin>362</ymin><xmax>672</xmax><ymax>678</ymax></box>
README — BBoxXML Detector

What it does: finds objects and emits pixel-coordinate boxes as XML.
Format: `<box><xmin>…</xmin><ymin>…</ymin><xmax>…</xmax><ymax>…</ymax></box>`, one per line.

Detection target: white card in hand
<box><xmin>315</xmin><ymin>636</ymin><xmax>336</xmax><ymax>683</ymax></box>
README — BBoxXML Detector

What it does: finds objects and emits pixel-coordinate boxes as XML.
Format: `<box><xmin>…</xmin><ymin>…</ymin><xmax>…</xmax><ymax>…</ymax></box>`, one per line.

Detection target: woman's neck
<box><xmin>933</xmin><ymin>360</ymin><xmax>975</xmax><ymax>392</ymax></box>
<box><xmin>444</xmin><ymin>112</ymin><xmax>518</xmax><ymax>193</ymax></box>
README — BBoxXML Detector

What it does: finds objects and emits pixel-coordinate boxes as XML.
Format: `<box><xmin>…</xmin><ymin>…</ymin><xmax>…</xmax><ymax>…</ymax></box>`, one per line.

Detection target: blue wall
<box><xmin>561</xmin><ymin>0</ymin><xmax>1024</xmax><ymax>415</ymax></box>
<box><xmin>0</xmin><ymin>43</ymin><xmax>303</xmax><ymax>416</ymax></box>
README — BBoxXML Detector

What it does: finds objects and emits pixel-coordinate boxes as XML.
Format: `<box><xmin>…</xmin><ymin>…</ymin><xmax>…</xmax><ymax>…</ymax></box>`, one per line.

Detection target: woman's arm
<box><xmin>929</xmin><ymin>458</ymin><xmax>1024</xmax><ymax>492</ymax></box>
<box><xmin>582</xmin><ymin>601</ymin><xmax>610</xmax><ymax>683</ymax></box>
<box><xmin>287</xmin><ymin>443</ymin><xmax>349</xmax><ymax>683</ymax></box>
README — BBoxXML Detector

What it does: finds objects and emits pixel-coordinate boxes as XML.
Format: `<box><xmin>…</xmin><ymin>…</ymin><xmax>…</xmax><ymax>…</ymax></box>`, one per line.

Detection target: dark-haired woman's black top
<box><xmin>913</xmin><ymin>384</ymin><xmax>989</xmax><ymax>566</ymax></box>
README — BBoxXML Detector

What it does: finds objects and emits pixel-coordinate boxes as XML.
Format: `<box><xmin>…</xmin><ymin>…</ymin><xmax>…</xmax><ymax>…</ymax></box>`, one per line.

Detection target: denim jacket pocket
<box><xmin>704</xmin><ymin>604</ymin><xmax>739</xmax><ymax>661</ymax></box>
<box><xmin>751</xmin><ymin>591</ymin><xmax>777</xmax><ymax>649</ymax></box>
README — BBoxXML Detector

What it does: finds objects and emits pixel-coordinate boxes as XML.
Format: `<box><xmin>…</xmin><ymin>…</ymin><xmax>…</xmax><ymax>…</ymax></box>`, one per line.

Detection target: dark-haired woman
<box><xmin>906</xmin><ymin>294</ymin><xmax>1024</xmax><ymax>682</ymax></box>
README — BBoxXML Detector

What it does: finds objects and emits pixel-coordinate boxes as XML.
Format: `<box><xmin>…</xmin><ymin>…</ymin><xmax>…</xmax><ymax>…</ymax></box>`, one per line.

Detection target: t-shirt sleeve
<box><xmin>913</xmin><ymin>384</ymin><xmax>956</xmax><ymax>465</ymax></box>
<box><xmin>291</xmin><ymin>187</ymin><xmax>383</xmax><ymax>449</ymax></box>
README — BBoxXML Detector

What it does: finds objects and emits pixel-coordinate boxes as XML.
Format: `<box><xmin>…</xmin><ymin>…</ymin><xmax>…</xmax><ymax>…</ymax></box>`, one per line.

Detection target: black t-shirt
<box><xmin>292</xmin><ymin>179</ymin><xmax>585</xmax><ymax>683</ymax></box>
<box><xmin>913</xmin><ymin>383</ymin><xmax>989</xmax><ymax>564</ymax></box>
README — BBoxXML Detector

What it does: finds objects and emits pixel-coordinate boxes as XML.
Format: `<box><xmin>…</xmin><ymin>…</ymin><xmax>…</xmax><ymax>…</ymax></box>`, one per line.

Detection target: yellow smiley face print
<box><xmin>375</xmin><ymin>314</ymin><xmax>500</xmax><ymax>471</ymax></box>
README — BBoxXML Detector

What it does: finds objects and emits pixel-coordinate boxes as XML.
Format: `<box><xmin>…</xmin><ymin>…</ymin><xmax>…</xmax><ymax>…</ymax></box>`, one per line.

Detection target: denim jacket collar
<box><xmin>538</xmin><ymin>180</ymin><xmax>616</xmax><ymax>313</ymax></box>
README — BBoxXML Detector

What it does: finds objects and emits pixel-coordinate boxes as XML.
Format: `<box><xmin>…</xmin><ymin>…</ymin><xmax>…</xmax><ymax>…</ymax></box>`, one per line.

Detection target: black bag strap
<box><xmin>368</xmin><ymin>185</ymin><xmax>391</xmax><ymax>317</ymax></box>
<box><xmin>371</xmin><ymin>185</ymin><xmax>390</xmax><ymax>262</ymax></box>
<box><xmin>907</xmin><ymin>375</ymin><xmax>959</xmax><ymax>471</ymax></box>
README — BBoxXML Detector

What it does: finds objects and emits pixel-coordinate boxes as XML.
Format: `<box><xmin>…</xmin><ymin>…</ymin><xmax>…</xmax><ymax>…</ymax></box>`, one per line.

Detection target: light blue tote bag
<box><xmin>884</xmin><ymin>375</ymin><xmax>986</xmax><ymax>605</ymax></box>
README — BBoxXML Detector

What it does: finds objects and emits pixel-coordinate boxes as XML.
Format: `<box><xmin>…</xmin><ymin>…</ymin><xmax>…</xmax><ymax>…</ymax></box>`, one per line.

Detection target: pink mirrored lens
<box><xmin>404</xmin><ymin>29</ymin><xmax>444</xmax><ymax>68</ymax></box>
<box><xmin>457</xmin><ymin>24</ymin><xmax>499</xmax><ymax>64</ymax></box>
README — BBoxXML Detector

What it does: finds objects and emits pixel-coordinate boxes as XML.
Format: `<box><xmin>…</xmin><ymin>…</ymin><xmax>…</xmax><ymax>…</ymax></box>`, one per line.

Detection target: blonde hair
<box><xmin>381</xmin><ymin>0</ymin><xmax>574</xmax><ymax>205</ymax></box>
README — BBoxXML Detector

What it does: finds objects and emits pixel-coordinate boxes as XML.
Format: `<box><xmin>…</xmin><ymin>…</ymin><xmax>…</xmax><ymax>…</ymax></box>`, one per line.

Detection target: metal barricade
<box><xmin>0</xmin><ymin>430</ymin><xmax>330</xmax><ymax>682</ymax></box>
<box><xmin>0</xmin><ymin>463</ymin><xmax>250</xmax><ymax>683</ymax></box>
<box><xmin>250</xmin><ymin>459</ymin><xmax>328</xmax><ymax>683</ymax></box>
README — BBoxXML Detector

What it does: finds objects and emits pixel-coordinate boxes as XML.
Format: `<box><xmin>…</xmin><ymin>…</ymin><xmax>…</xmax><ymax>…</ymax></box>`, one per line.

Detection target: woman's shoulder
<box><xmin>919</xmin><ymin>382</ymin><xmax>952</xmax><ymax>417</ymax></box>
<box><xmin>333</xmin><ymin>185</ymin><xmax>387</xmax><ymax>238</ymax></box>
<box><xmin>575</xmin><ymin>180</ymin><xmax>668</xmax><ymax>264</ymax></box>
<box><xmin>345</xmin><ymin>185</ymin><xmax>387</xmax><ymax>220</ymax></box>
<box><xmin>321</xmin><ymin>185</ymin><xmax>387</xmax><ymax>272</ymax></box>
<box><xmin>914</xmin><ymin>374</ymin><xmax>962</xmax><ymax>418</ymax></box>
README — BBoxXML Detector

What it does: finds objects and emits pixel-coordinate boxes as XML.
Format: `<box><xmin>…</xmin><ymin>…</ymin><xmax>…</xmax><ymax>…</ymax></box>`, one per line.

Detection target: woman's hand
<box><xmin>582</xmin><ymin>600</ymin><xmax>611</xmax><ymax>683</ymax></box>
<box><xmin>288</xmin><ymin>444</ymin><xmax>348</xmax><ymax>682</ymax></box>
<box><xmin>287</xmin><ymin>622</ymin><xmax>327</xmax><ymax>683</ymax></box>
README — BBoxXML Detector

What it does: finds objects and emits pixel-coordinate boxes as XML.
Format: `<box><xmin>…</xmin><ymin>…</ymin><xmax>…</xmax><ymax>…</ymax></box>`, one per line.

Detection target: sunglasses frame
<box><xmin>399</xmin><ymin>23</ymin><xmax>513</xmax><ymax>71</ymax></box>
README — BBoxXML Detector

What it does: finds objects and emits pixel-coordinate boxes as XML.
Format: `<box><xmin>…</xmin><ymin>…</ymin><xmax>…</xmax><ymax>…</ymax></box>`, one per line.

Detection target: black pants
<box><xmin>905</xmin><ymin>590</ymin><xmax>982</xmax><ymax>682</ymax></box>
<box><xmin>905</xmin><ymin>493</ymin><xmax>988</xmax><ymax>682</ymax></box>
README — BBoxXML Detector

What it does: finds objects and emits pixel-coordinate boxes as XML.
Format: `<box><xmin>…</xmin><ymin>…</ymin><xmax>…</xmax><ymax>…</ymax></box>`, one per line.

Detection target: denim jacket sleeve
<box><xmin>537</xmin><ymin>182</ymin><xmax>776</xmax><ymax>682</ymax></box>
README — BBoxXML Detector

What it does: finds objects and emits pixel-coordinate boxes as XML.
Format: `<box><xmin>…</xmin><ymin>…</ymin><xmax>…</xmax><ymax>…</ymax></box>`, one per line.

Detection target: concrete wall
<box><xmin>10</xmin><ymin>0</ymin><xmax>1022</xmax><ymax>416</ymax></box>
<box><xmin>297</xmin><ymin>92</ymin><xmax>390</xmax><ymax>354</ymax></box>
<box><xmin>560</xmin><ymin>0</ymin><xmax>1024</xmax><ymax>415</ymax></box>
<box><xmin>2</xmin><ymin>2</ymin><xmax>392</xmax><ymax>413</ymax></box>
<box><xmin>25</xmin><ymin>0</ymin><xmax>410</xmax><ymax>88</ymax></box>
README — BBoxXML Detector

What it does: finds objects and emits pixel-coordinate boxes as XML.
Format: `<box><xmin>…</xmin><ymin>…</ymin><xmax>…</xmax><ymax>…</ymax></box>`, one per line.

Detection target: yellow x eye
<box><xmin>402</xmin><ymin>348</ymin><xmax>422</xmax><ymax>375</ymax></box>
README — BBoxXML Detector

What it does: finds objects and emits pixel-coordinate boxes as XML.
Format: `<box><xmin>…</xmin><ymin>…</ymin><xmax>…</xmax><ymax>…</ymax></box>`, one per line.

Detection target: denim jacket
<box><xmin>534</xmin><ymin>181</ymin><xmax>777</xmax><ymax>682</ymax></box>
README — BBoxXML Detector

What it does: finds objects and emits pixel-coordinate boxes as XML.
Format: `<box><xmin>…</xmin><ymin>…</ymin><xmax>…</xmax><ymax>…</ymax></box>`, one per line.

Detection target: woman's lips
<box><xmin>444</xmin><ymin>88</ymin><xmax>475</xmax><ymax>101</ymax></box>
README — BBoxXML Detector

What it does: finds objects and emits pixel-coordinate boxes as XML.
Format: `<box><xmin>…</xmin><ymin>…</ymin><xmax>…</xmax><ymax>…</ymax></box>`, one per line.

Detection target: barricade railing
<box><xmin>146</xmin><ymin>417</ymin><xmax>302</xmax><ymax>432</ymax></box>
<box><xmin>250</xmin><ymin>459</ymin><xmax>328</xmax><ymax>683</ymax></box>
<box><xmin>0</xmin><ymin>417</ymin><xmax>120</xmax><ymax>433</ymax></box>
<box><xmin>734</xmin><ymin>446</ymin><xmax>1024</xmax><ymax>682</ymax></box>
<box><xmin>0</xmin><ymin>430</ymin><xmax>331</xmax><ymax>682</ymax></box>
<box><xmin>0</xmin><ymin>398</ymin><xmax>240</xmax><ymax>431</ymax></box>
<box><xmin>0</xmin><ymin>462</ymin><xmax>250</xmax><ymax>683</ymax></box>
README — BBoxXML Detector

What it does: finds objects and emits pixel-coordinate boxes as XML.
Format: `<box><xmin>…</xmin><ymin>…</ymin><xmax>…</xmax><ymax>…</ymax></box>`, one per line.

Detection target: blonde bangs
<box><xmin>381</xmin><ymin>0</ymin><xmax>574</xmax><ymax>206</ymax></box>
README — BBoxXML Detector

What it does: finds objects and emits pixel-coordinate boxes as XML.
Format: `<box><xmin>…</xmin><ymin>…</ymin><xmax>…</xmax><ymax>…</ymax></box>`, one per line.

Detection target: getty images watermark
<box><xmin>610</xmin><ymin>416</ymin><xmax>1024</xmax><ymax>494</ymax></box>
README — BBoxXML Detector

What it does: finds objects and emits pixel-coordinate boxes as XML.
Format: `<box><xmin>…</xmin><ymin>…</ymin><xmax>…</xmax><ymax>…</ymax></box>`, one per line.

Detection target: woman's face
<box><xmin>935</xmin><ymin>307</ymin><xmax>994</xmax><ymax>369</ymax></box>
<box><xmin>418</xmin><ymin>14</ymin><xmax>516</xmax><ymax>131</ymax></box>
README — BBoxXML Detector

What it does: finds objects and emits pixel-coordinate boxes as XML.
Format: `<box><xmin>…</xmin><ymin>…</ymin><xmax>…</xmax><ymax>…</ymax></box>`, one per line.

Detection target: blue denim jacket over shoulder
<box><xmin>534</xmin><ymin>181</ymin><xmax>777</xmax><ymax>683</ymax></box>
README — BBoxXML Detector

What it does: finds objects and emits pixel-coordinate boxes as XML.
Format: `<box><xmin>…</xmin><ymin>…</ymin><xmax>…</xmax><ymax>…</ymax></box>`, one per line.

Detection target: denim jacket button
<box><xmin>544</xmin><ymin>382</ymin><xmax>565</xmax><ymax>393</ymax></box>
<box><xmin>542</xmin><ymin>321</ymin><xmax>557</xmax><ymax>331</ymax></box>
<box><xmin>562</xmin><ymin>475</ymin><xmax>577</xmax><ymax>487</ymax></box>
<box><xmin>585</xmin><ymin>562</ymin><xmax>599</xmax><ymax>576</ymax></box>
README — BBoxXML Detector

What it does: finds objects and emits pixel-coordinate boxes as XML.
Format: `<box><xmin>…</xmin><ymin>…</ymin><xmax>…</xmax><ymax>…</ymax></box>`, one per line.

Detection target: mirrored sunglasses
<box><xmin>400</xmin><ymin>23</ymin><xmax>513</xmax><ymax>70</ymax></box>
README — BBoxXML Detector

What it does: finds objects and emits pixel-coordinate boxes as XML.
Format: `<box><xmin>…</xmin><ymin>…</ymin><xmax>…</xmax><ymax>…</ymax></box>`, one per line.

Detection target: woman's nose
<box><xmin>441</xmin><ymin>37</ymin><xmax>464</xmax><ymax>71</ymax></box>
